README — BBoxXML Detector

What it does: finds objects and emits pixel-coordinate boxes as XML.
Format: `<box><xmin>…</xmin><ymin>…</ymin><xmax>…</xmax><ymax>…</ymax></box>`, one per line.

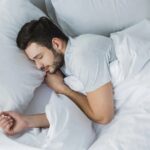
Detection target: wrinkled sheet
<box><xmin>1</xmin><ymin>20</ymin><xmax>150</xmax><ymax>150</ymax></box>
<box><xmin>89</xmin><ymin>19</ymin><xmax>150</xmax><ymax>150</ymax></box>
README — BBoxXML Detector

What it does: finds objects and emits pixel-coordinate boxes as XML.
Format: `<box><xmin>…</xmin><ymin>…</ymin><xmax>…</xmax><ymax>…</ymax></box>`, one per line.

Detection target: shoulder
<box><xmin>73</xmin><ymin>34</ymin><xmax>112</xmax><ymax>49</ymax></box>
<box><xmin>74</xmin><ymin>34</ymin><xmax>111</xmax><ymax>41</ymax></box>
<box><xmin>71</xmin><ymin>34</ymin><xmax>112</xmax><ymax>55</ymax></box>
<box><xmin>70</xmin><ymin>34</ymin><xmax>112</xmax><ymax>65</ymax></box>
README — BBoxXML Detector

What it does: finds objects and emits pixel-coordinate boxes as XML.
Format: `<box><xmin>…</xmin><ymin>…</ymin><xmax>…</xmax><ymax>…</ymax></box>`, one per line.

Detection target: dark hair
<box><xmin>16</xmin><ymin>17</ymin><xmax>68</xmax><ymax>50</ymax></box>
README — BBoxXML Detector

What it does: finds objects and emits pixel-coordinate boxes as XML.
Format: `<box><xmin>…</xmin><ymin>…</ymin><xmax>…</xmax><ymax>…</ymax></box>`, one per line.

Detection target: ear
<box><xmin>52</xmin><ymin>38</ymin><xmax>63</xmax><ymax>53</ymax></box>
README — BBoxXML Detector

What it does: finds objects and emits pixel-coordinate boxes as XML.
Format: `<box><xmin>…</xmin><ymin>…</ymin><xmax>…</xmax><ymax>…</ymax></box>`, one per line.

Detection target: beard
<box><xmin>48</xmin><ymin>47</ymin><xmax>64</xmax><ymax>74</ymax></box>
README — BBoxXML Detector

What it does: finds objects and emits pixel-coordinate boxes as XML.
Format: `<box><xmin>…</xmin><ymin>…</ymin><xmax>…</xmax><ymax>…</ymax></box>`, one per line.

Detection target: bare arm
<box><xmin>24</xmin><ymin>113</ymin><xmax>49</xmax><ymax>128</ymax></box>
<box><xmin>61</xmin><ymin>82</ymin><xmax>114</xmax><ymax>124</ymax></box>
<box><xmin>0</xmin><ymin>112</ymin><xmax>49</xmax><ymax>136</ymax></box>
<box><xmin>45</xmin><ymin>71</ymin><xmax>114</xmax><ymax>124</ymax></box>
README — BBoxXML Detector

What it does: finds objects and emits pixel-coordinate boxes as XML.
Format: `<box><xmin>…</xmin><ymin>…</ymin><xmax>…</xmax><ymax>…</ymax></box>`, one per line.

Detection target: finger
<box><xmin>2</xmin><ymin>120</ymin><xmax>9</xmax><ymax>128</ymax></box>
<box><xmin>0</xmin><ymin>112</ymin><xmax>9</xmax><ymax>116</ymax></box>
<box><xmin>0</xmin><ymin>116</ymin><xmax>13</xmax><ymax>125</ymax></box>
<box><xmin>5</xmin><ymin>123</ymin><xmax>15</xmax><ymax>136</ymax></box>
<box><xmin>5</xmin><ymin>121</ymin><xmax>14</xmax><ymax>131</ymax></box>
<box><xmin>0</xmin><ymin>114</ymin><xmax>6</xmax><ymax>122</ymax></box>
<box><xmin>0</xmin><ymin>117</ymin><xmax>13</xmax><ymax>128</ymax></box>
<box><xmin>0</xmin><ymin>117</ymin><xmax>9</xmax><ymax>126</ymax></box>
<box><xmin>2</xmin><ymin>111</ymin><xmax>14</xmax><ymax>116</ymax></box>
<box><xmin>0</xmin><ymin>111</ymin><xmax>16</xmax><ymax>119</ymax></box>
<box><xmin>0</xmin><ymin>112</ymin><xmax>4</xmax><ymax>116</ymax></box>
<box><xmin>2</xmin><ymin>122</ymin><xmax>14</xmax><ymax>136</ymax></box>
<box><xmin>0</xmin><ymin>112</ymin><xmax>11</xmax><ymax>121</ymax></box>
<box><xmin>6</xmin><ymin>111</ymin><xmax>21</xmax><ymax>119</ymax></box>
<box><xmin>5</xmin><ymin>128</ymin><xmax>14</xmax><ymax>136</ymax></box>
<box><xmin>0</xmin><ymin>111</ymin><xmax>8</xmax><ymax>116</ymax></box>
<box><xmin>3</xmin><ymin>119</ymin><xmax>14</xmax><ymax>128</ymax></box>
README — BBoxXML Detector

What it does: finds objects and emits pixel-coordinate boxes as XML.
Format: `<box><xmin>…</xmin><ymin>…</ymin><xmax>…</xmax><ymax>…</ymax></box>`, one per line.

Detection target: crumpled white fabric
<box><xmin>1</xmin><ymin>20</ymin><xmax>150</xmax><ymax>150</ymax></box>
<box><xmin>42</xmin><ymin>19</ymin><xmax>150</xmax><ymax>150</ymax></box>
<box><xmin>110</xmin><ymin>19</ymin><xmax>150</xmax><ymax>86</ymax></box>
<box><xmin>89</xmin><ymin>19</ymin><xmax>150</xmax><ymax>150</ymax></box>
<box><xmin>0</xmin><ymin>76</ymin><xmax>96</xmax><ymax>150</ymax></box>
<box><xmin>43</xmin><ymin>80</ymin><xmax>96</xmax><ymax>150</ymax></box>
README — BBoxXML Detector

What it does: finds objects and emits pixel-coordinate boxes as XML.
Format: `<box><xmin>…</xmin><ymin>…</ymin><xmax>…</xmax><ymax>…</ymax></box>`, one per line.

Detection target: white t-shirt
<box><xmin>62</xmin><ymin>34</ymin><xmax>116</xmax><ymax>92</ymax></box>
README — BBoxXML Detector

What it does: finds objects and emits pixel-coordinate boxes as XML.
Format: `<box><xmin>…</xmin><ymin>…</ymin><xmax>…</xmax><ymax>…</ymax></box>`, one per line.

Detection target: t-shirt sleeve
<box><xmin>72</xmin><ymin>50</ymin><xmax>111</xmax><ymax>93</ymax></box>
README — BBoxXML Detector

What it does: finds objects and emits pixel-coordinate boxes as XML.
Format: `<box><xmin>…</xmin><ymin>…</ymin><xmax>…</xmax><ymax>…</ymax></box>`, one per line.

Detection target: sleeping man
<box><xmin>0</xmin><ymin>17</ymin><xmax>116</xmax><ymax>136</ymax></box>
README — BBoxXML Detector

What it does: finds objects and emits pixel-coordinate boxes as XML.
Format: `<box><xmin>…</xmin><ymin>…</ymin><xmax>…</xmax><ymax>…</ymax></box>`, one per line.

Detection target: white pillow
<box><xmin>45</xmin><ymin>0</ymin><xmax>57</xmax><ymax>23</ymax></box>
<box><xmin>110</xmin><ymin>19</ymin><xmax>150</xmax><ymax>84</ymax></box>
<box><xmin>30</xmin><ymin>0</ymin><xmax>47</xmax><ymax>13</ymax></box>
<box><xmin>0</xmin><ymin>0</ymin><xmax>46</xmax><ymax>112</ymax></box>
<box><xmin>45</xmin><ymin>0</ymin><xmax>150</xmax><ymax>36</ymax></box>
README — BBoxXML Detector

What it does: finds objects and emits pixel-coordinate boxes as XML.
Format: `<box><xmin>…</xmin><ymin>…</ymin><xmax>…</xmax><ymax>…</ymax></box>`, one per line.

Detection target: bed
<box><xmin>1</xmin><ymin>0</ymin><xmax>150</xmax><ymax>150</ymax></box>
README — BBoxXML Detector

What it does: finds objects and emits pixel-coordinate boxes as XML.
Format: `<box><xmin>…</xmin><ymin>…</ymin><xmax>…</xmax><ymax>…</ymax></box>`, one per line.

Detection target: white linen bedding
<box><xmin>1</xmin><ymin>20</ymin><xmax>150</xmax><ymax>150</ymax></box>
<box><xmin>0</xmin><ymin>83</ymin><xmax>51</xmax><ymax>149</ymax></box>
<box><xmin>0</xmin><ymin>133</ymin><xmax>41</xmax><ymax>150</ymax></box>
<box><xmin>89</xmin><ymin>19</ymin><xmax>150</xmax><ymax>150</ymax></box>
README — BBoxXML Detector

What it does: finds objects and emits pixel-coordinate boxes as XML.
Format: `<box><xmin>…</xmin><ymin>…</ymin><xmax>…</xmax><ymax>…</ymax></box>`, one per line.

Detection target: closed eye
<box><xmin>36</xmin><ymin>55</ymin><xmax>43</xmax><ymax>60</ymax></box>
<box><xmin>33</xmin><ymin>53</ymin><xmax>43</xmax><ymax>60</ymax></box>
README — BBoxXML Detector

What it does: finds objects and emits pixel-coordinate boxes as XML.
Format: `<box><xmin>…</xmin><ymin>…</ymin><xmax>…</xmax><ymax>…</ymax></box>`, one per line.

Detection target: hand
<box><xmin>45</xmin><ymin>70</ymin><xmax>67</xmax><ymax>94</ymax></box>
<box><xmin>0</xmin><ymin>114</ymin><xmax>14</xmax><ymax>135</ymax></box>
<box><xmin>0</xmin><ymin>111</ymin><xmax>29</xmax><ymax>136</ymax></box>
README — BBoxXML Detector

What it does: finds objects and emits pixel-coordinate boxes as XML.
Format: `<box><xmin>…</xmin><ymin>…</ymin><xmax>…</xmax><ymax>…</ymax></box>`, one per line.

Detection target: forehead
<box><xmin>25</xmin><ymin>43</ymin><xmax>44</xmax><ymax>59</ymax></box>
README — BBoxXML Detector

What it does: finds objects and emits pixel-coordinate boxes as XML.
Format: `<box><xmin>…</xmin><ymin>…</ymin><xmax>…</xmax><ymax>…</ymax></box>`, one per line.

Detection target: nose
<box><xmin>35</xmin><ymin>61</ymin><xmax>44</xmax><ymax>70</ymax></box>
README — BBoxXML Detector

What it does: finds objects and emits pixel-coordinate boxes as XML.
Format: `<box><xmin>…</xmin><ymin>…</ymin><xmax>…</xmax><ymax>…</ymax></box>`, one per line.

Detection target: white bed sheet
<box><xmin>0</xmin><ymin>83</ymin><xmax>52</xmax><ymax>150</ymax></box>
<box><xmin>1</xmin><ymin>20</ymin><xmax>150</xmax><ymax>150</ymax></box>
<box><xmin>25</xmin><ymin>83</ymin><xmax>52</xmax><ymax>115</ymax></box>
<box><xmin>0</xmin><ymin>133</ymin><xmax>41</xmax><ymax>150</ymax></box>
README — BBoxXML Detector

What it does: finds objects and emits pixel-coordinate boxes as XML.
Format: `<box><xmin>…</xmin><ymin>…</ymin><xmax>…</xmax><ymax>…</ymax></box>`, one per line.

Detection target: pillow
<box><xmin>110</xmin><ymin>19</ymin><xmax>150</xmax><ymax>84</ymax></box>
<box><xmin>0</xmin><ymin>0</ymin><xmax>46</xmax><ymax>112</ymax></box>
<box><xmin>45</xmin><ymin>0</ymin><xmax>150</xmax><ymax>36</ymax></box>
<box><xmin>45</xmin><ymin>0</ymin><xmax>57</xmax><ymax>23</ymax></box>
<box><xmin>30</xmin><ymin>0</ymin><xmax>47</xmax><ymax>13</ymax></box>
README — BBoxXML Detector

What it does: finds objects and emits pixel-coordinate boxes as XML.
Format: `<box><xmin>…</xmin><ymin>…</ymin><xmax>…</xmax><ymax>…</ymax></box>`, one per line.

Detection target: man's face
<box><xmin>25</xmin><ymin>42</ymin><xmax>64</xmax><ymax>74</ymax></box>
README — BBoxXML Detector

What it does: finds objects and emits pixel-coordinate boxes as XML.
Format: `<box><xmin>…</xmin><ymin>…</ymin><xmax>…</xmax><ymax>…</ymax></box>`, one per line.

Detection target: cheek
<box><xmin>45</xmin><ymin>54</ymin><xmax>55</xmax><ymax>65</ymax></box>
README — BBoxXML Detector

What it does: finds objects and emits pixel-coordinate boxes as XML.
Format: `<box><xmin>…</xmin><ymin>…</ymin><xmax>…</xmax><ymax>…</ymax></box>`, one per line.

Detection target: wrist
<box><xmin>23</xmin><ymin>115</ymin><xmax>35</xmax><ymax>129</ymax></box>
<box><xmin>57</xmin><ymin>85</ymin><xmax>67</xmax><ymax>94</ymax></box>
<box><xmin>59</xmin><ymin>85</ymin><xmax>72</xmax><ymax>95</ymax></box>
<box><xmin>23</xmin><ymin>114</ymin><xmax>49</xmax><ymax>129</ymax></box>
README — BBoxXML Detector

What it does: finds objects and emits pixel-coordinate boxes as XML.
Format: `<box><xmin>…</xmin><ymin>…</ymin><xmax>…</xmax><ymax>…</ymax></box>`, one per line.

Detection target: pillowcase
<box><xmin>45</xmin><ymin>0</ymin><xmax>150</xmax><ymax>36</ymax></box>
<box><xmin>45</xmin><ymin>0</ymin><xmax>57</xmax><ymax>23</ymax></box>
<box><xmin>0</xmin><ymin>0</ymin><xmax>46</xmax><ymax>112</ymax></box>
<box><xmin>30</xmin><ymin>0</ymin><xmax>47</xmax><ymax>13</ymax></box>
<box><xmin>110</xmin><ymin>19</ymin><xmax>150</xmax><ymax>84</ymax></box>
